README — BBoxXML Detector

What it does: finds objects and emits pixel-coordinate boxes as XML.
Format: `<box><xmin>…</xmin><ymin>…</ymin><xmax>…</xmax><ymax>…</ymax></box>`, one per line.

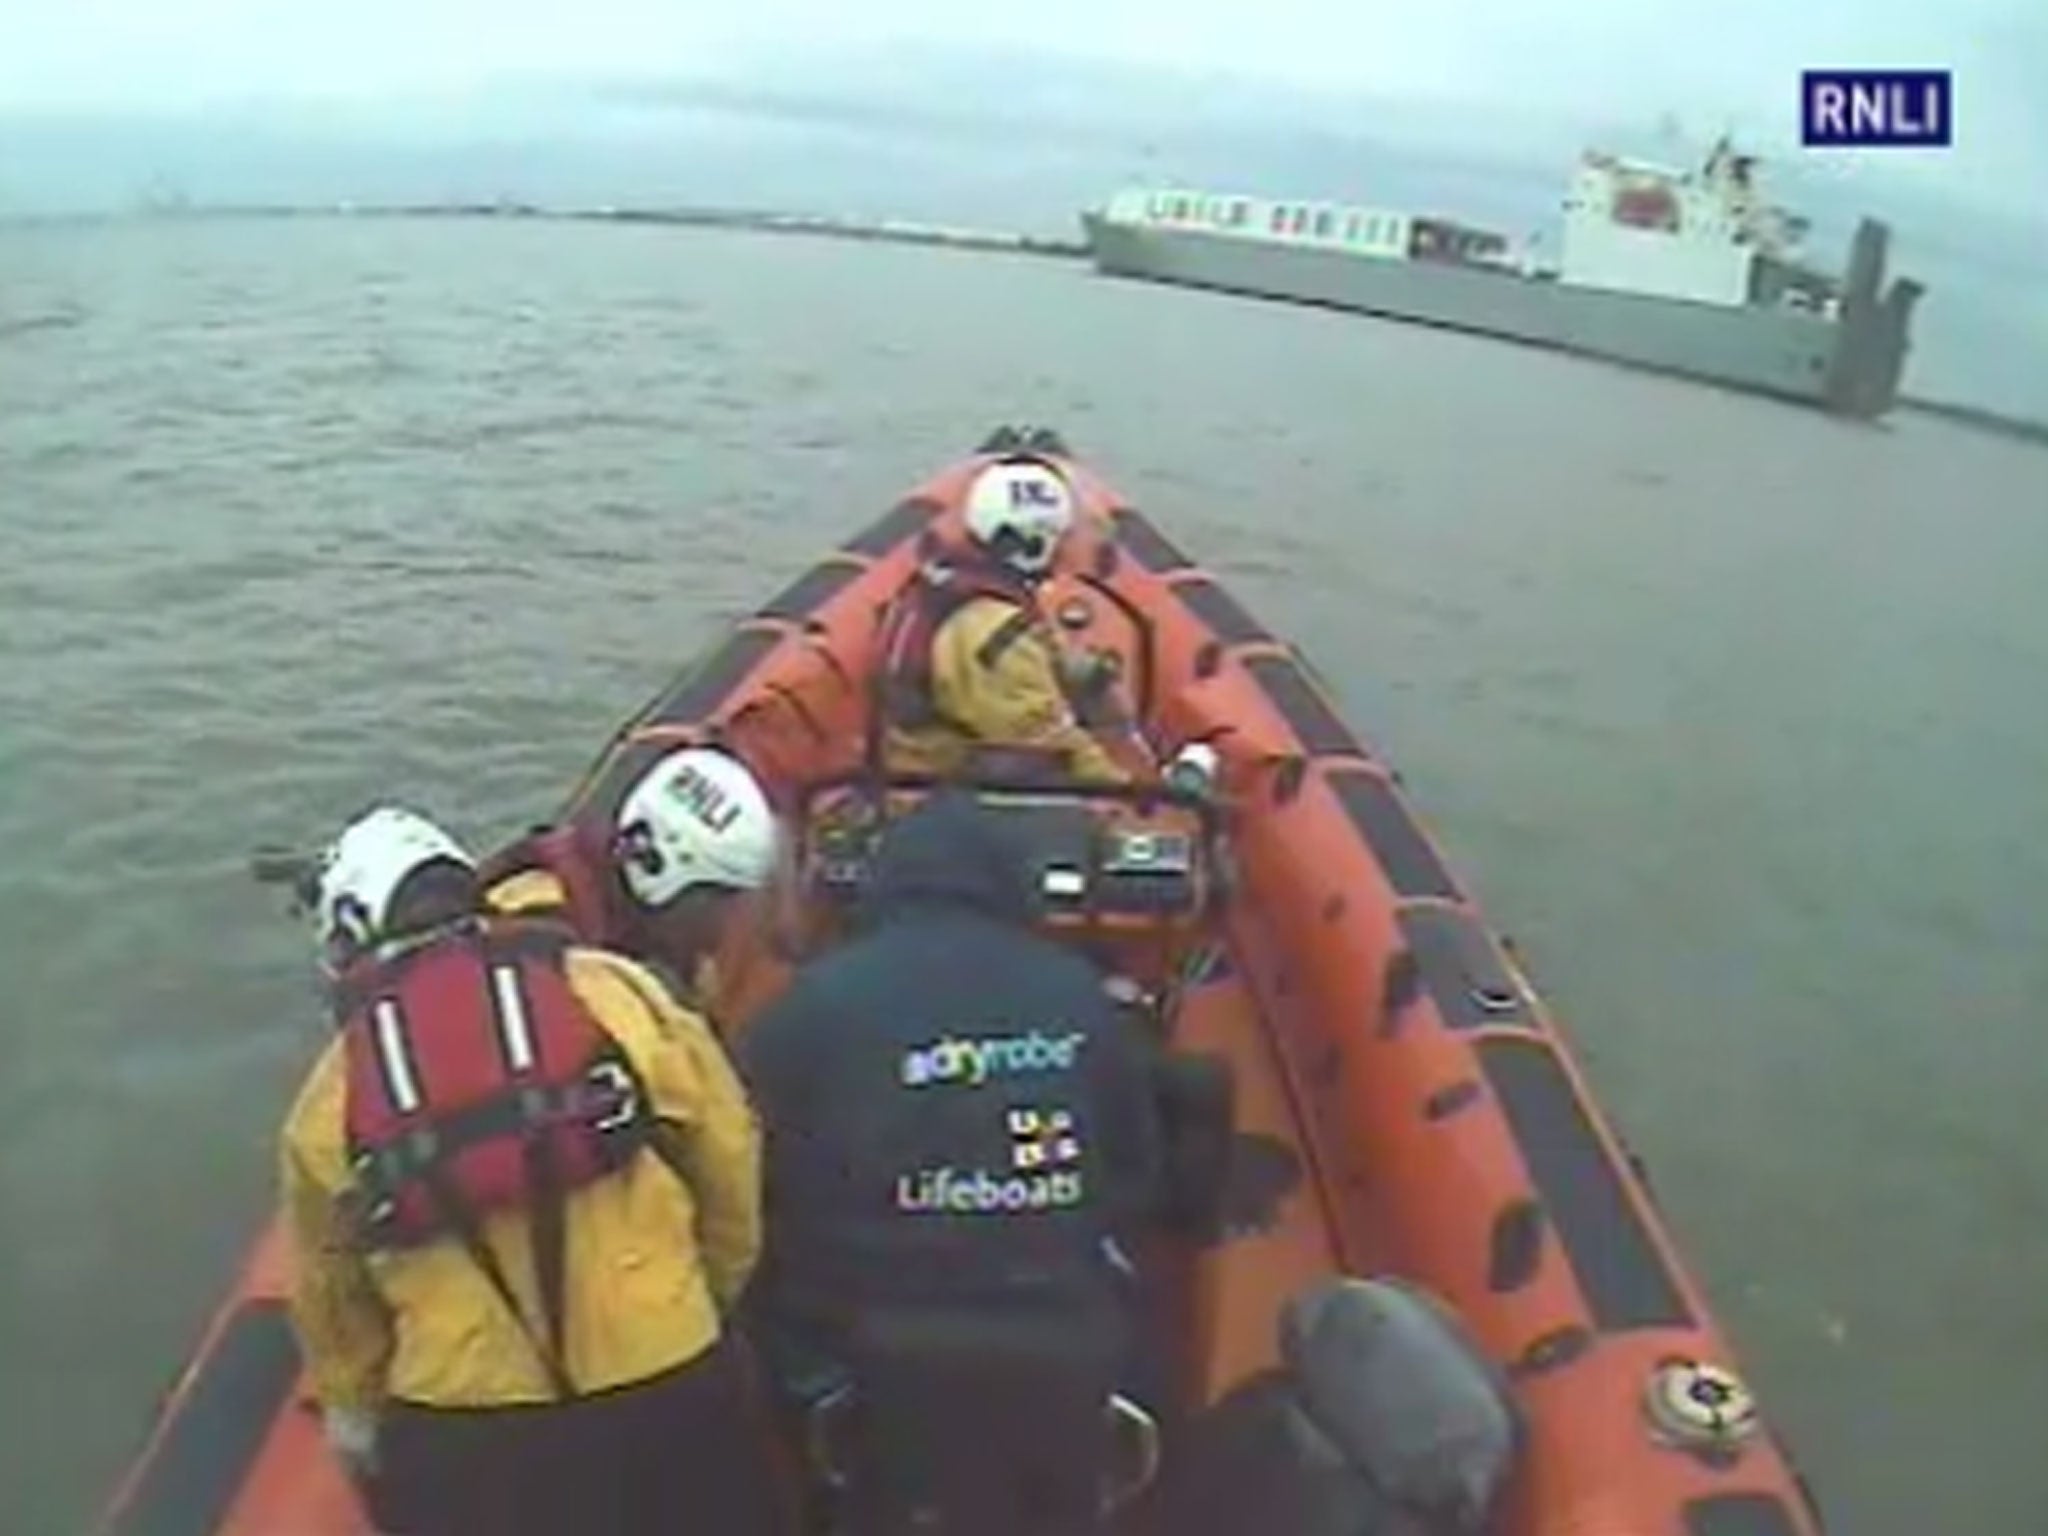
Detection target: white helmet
<box><xmin>962</xmin><ymin>457</ymin><xmax>1074</xmax><ymax>577</ymax></box>
<box><xmin>613</xmin><ymin>748</ymin><xmax>778</xmax><ymax>908</ymax></box>
<box><xmin>310</xmin><ymin>805</ymin><xmax>474</xmax><ymax>964</ymax></box>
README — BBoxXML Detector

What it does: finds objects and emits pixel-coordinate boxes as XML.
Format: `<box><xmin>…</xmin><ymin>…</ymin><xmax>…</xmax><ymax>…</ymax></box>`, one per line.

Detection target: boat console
<box><xmin>791</xmin><ymin>771</ymin><xmax>1223</xmax><ymax>992</ymax></box>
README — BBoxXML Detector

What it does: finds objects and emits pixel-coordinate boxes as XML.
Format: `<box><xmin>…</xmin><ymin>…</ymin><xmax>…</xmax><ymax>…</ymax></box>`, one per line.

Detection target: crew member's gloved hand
<box><xmin>323</xmin><ymin>1407</ymin><xmax>380</xmax><ymax>1479</ymax></box>
<box><xmin>1059</xmin><ymin>646</ymin><xmax>1122</xmax><ymax>700</ymax></box>
<box><xmin>1163</xmin><ymin>743</ymin><xmax>1221</xmax><ymax>800</ymax></box>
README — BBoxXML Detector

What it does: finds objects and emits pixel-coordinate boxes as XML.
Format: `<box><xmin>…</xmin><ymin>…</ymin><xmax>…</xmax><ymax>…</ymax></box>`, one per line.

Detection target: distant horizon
<box><xmin>8</xmin><ymin>196</ymin><xmax>2043</xmax><ymax>442</ymax></box>
<box><xmin>3</xmin><ymin>50</ymin><xmax>2043</xmax><ymax>422</ymax></box>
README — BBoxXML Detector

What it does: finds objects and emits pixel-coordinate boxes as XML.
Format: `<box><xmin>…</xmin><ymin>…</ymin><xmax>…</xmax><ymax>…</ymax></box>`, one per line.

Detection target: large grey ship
<box><xmin>1082</xmin><ymin>138</ymin><xmax>1923</xmax><ymax>418</ymax></box>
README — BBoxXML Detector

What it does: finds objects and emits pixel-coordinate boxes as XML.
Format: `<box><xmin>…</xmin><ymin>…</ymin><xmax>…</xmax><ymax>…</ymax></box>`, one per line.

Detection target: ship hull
<box><xmin>1082</xmin><ymin>212</ymin><xmax>1916</xmax><ymax>418</ymax></box>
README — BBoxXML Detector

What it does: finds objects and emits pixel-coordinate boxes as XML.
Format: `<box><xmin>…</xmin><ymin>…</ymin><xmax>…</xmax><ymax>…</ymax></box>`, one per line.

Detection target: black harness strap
<box><xmin>525</xmin><ymin>1124</ymin><xmax>573</xmax><ymax>1400</ymax></box>
<box><xmin>908</xmin><ymin>605</ymin><xmax>1025</xmax><ymax>747</ymax></box>
<box><xmin>343</xmin><ymin>932</ymin><xmax>683</xmax><ymax>1405</ymax></box>
<box><xmin>864</xmin><ymin>597</ymin><xmax>904</xmax><ymax>794</ymax></box>
<box><xmin>415</xmin><ymin>1155</ymin><xmax>577</xmax><ymax>1402</ymax></box>
<box><xmin>876</xmin><ymin>574</ymin><xmax>1039</xmax><ymax>761</ymax></box>
<box><xmin>481</xmin><ymin>955</ymin><xmax>579</xmax><ymax>1404</ymax></box>
<box><xmin>355</xmin><ymin>1076</ymin><xmax>639</xmax><ymax>1203</ymax></box>
<box><xmin>972</xmin><ymin>605</ymin><xmax>1040</xmax><ymax>671</ymax></box>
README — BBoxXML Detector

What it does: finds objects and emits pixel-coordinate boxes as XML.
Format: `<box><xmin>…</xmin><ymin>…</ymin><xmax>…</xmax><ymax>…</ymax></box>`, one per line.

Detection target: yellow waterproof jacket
<box><xmin>883</xmin><ymin>595</ymin><xmax>1132</xmax><ymax>784</ymax></box>
<box><xmin>479</xmin><ymin>868</ymin><xmax>735</xmax><ymax>1021</ymax></box>
<box><xmin>278</xmin><ymin>943</ymin><xmax>762</xmax><ymax>1414</ymax></box>
<box><xmin>483</xmin><ymin>867</ymin><xmax>582</xmax><ymax>926</ymax></box>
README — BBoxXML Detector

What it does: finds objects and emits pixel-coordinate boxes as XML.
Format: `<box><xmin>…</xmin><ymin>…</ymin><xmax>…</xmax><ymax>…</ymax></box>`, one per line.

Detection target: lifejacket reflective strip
<box><xmin>489</xmin><ymin>962</ymin><xmax>538</xmax><ymax>1074</ymax></box>
<box><xmin>340</xmin><ymin>930</ymin><xmax>651</xmax><ymax>1249</ymax></box>
<box><xmin>370</xmin><ymin>997</ymin><xmax>424</xmax><ymax>1115</ymax></box>
<box><xmin>341</xmin><ymin>929</ymin><xmax>661</xmax><ymax>1399</ymax></box>
<box><xmin>973</xmin><ymin>606</ymin><xmax>1040</xmax><ymax>671</ymax></box>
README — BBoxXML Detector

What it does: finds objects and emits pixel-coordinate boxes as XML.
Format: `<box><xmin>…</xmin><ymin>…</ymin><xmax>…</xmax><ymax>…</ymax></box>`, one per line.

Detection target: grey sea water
<box><xmin>2</xmin><ymin>215</ymin><xmax>2044</xmax><ymax>1535</ymax></box>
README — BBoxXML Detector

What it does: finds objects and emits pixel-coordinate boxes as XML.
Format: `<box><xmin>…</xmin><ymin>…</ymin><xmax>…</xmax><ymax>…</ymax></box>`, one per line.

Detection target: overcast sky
<box><xmin>3</xmin><ymin>0</ymin><xmax>2041</xmax><ymax>221</ymax></box>
<box><xmin>4</xmin><ymin>0</ymin><xmax>2036</xmax><ymax>128</ymax></box>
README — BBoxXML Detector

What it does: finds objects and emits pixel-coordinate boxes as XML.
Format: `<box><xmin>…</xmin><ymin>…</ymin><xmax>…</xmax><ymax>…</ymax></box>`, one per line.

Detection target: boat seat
<box><xmin>1153</xmin><ymin>1277</ymin><xmax>1522</xmax><ymax>1536</ymax></box>
<box><xmin>807</xmin><ymin>1299</ymin><xmax>1159</xmax><ymax>1535</ymax></box>
<box><xmin>1151</xmin><ymin>1369</ymin><xmax>1383</xmax><ymax>1536</ymax></box>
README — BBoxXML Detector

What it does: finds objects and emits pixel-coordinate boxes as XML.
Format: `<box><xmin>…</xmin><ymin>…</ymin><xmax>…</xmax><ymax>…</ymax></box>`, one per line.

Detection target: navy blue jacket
<box><xmin>740</xmin><ymin>790</ymin><xmax>1164</xmax><ymax>1312</ymax></box>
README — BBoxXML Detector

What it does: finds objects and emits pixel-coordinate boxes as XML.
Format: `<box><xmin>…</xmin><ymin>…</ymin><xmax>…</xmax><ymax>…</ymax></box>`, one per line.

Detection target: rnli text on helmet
<box><xmin>666</xmin><ymin>764</ymin><xmax>743</xmax><ymax>833</ymax></box>
<box><xmin>898</xmin><ymin>1030</ymin><xmax>1087</xmax><ymax>1087</ymax></box>
<box><xmin>1011</xmin><ymin>476</ymin><xmax>1063</xmax><ymax>509</ymax></box>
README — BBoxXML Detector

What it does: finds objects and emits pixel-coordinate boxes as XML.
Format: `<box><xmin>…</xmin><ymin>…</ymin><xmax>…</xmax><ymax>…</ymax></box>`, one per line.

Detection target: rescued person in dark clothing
<box><xmin>738</xmin><ymin>788</ymin><xmax>1166</xmax><ymax>1535</ymax></box>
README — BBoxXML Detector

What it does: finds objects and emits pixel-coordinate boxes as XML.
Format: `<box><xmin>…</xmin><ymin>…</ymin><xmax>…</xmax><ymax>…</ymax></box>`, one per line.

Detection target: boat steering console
<box><xmin>790</xmin><ymin>765</ymin><xmax>1227</xmax><ymax>992</ymax></box>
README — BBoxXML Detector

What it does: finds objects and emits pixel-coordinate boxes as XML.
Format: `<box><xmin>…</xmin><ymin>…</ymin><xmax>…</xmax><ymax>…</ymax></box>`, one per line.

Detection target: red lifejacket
<box><xmin>476</xmin><ymin>823</ymin><xmax>617</xmax><ymax>945</ymax></box>
<box><xmin>878</xmin><ymin>557</ymin><xmax>1038</xmax><ymax>732</ymax></box>
<box><xmin>336</xmin><ymin>921</ymin><xmax>651</xmax><ymax>1251</ymax></box>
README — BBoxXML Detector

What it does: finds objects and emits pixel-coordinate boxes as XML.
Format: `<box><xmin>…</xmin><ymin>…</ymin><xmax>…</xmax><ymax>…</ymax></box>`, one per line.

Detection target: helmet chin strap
<box><xmin>987</xmin><ymin>527</ymin><xmax>1047</xmax><ymax>575</ymax></box>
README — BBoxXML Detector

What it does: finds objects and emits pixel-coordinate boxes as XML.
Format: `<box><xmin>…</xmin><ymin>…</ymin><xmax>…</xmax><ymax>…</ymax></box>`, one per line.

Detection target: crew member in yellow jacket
<box><xmin>879</xmin><ymin>457</ymin><xmax>1148</xmax><ymax>785</ymax></box>
<box><xmin>278</xmin><ymin>804</ymin><xmax>789</xmax><ymax>1536</ymax></box>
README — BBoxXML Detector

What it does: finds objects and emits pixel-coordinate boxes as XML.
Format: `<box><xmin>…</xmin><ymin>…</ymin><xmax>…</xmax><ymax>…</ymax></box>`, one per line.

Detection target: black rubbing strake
<box><xmin>1193</xmin><ymin>640</ymin><xmax>1223</xmax><ymax>681</ymax></box>
<box><xmin>1486</xmin><ymin>1197</ymin><xmax>1547</xmax><ymax>1291</ymax></box>
<box><xmin>1622</xmin><ymin>1137</ymin><xmax>1661</xmax><ymax>1206</ymax></box>
<box><xmin>1174</xmin><ymin>579</ymin><xmax>1273</xmax><ymax>646</ymax></box>
<box><xmin>108</xmin><ymin>1303</ymin><xmax>302</xmax><ymax>1536</ymax></box>
<box><xmin>645</xmin><ymin>628</ymin><xmax>780</xmax><ymax>725</ymax></box>
<box><xmin>1784</xmin><ymin>1443</ymin><xmax>1827</xmax><ymax>1531</ymax></box>
<box><xmin>1110</xmin><ymin>508</ymin><xmax>1192</xmax><ymax>571</ymax></box>
<box><xmin>1683</xmin><ymin>1494</ymin><xmax>1805</xmax><ymax>1536</ymax></box>
<box><xmin>1326</xmin><ymin>771</ymin><xmax>1461</xmax><ymax>901</ymax></box>
<box><xmin>840</xmin><ymin>497</ymin><xmax>937</xmax><ymax>557</ymax></box>
<box><xmin>581</xmin><ymin>737</ymin><xmax>675</xmax><ymax>828</ymax></box>
<box><xmin>554</xmin><ymin>684</ymin><xmax>666</xmax><ymax>819</ymax></box>
<box><xmin>1243</xmin><ymin>655</ymin><xmax>1360</xmax><ymax>759</ymax></box>
<box><xmin>1395</xmin><ymin>907</ymin><xmax>1530</xmax><ymax>1029</ymax></box>
<box><xmin>1478</xmin><ymin>1038</ymin><xmax>1692</xmax><ymax>1330</ymax></box>
<box><xmin>756</xmin><ymin>561</ymin><xmax>861</xmax><ymax>621</ymax></box>
<box><xmin>570</xmin><ymin>626</ymin><xmax>777</xmax><ymax>824</ymax></box>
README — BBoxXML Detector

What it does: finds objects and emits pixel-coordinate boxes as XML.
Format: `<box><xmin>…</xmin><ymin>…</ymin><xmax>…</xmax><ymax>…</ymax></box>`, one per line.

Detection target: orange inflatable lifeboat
<box><xmin>98</xmin><ymin>428</ymin><xmax>1824</xmax><ymax>1536</ymax></box>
